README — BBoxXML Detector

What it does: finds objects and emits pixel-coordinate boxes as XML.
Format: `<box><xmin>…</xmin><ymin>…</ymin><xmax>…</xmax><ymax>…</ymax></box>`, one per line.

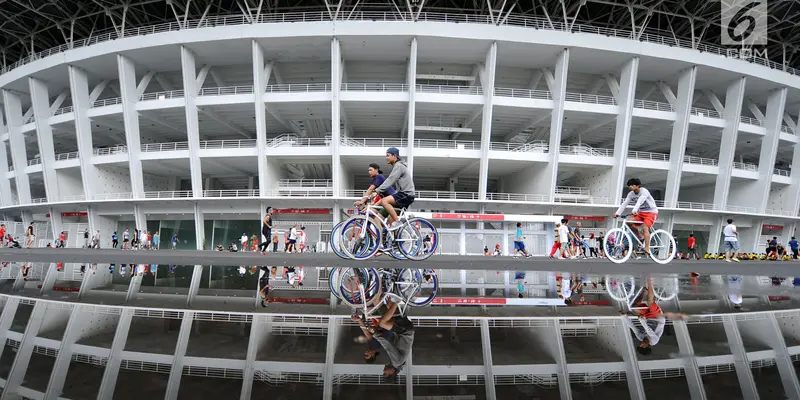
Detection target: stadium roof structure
<box><xmin>0</xmin><ymin>0</ymin><xmax>798</xmax><ymax>72</ymax></box>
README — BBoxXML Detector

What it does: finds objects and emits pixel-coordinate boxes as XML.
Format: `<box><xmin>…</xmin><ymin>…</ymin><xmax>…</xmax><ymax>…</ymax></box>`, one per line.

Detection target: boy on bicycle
<box><xmin>612</xmin><ymin>178</ymin><xmax>658</xmax><ymax>255</ymax></box>
<box><xmin>623</xmin><ymin>278</ymin><xmax>686</xmax><ymax>355</ymax></box>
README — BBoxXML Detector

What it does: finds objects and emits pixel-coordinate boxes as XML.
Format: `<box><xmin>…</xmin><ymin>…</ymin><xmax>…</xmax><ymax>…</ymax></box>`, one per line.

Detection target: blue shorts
<box><xmin>724</xmin><ymin>240</ymin><xmax>740</xmax><ymax>252</ymax></box>
<box><xmin>514</xmin><ymin>241</ymin><xmax>525</xmax><ymax>251</ymax></box>
<box><xmin>390</xmin><ymin>192</ymin><xmax>415</xmax><ymax>209</ymax></box>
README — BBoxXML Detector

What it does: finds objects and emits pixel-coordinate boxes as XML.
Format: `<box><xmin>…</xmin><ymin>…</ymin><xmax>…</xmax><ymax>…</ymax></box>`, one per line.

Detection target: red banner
<box><xmin>431</xmin><ymin>213</ymin><xmax>504</xmax><ymax>221</ymax></box>
<box><xmin>565</xmin><ymin>215</ymin><xmax>605</xmax><ymax>221</ymax></box>
<box><xmin>768</xmin><ymin>296</ymin><xmax>790</xmax><ymax>301</ymax></box>
<box><xmin>46</xmin><ymin>212</ymin><xmax>89</xmax><ymax>218</ymax></box>
<box><xmin>269</xmin><ymin>297</ymin><xmax>328</xmax><ymax>304</ymax></box>
<box><xmin>763</xmin><ymin>224</ymin><xmax>783</xmax><ymax>231</ymax></box>
<box><xmin>274</xmin><ymin>208</ymin><xmax>330</xmax><ymax>215</ymax></box>
<box><xmin>430</xmin><ymin>297</ymin><xmax>507</xmax><ymax>305</ymax></box>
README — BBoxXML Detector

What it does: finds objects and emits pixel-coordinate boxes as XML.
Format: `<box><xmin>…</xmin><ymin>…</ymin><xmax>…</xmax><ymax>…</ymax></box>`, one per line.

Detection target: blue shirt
<box><xmin>515</xmin><ymin>228</ymin><xmax>523</xmax><ymax>241</ymax></box>
<box><xmin>372</xmin><ymin>174</ymin><xmax>396</xmax><ymax>196</ymax></box>
<box><xmin>790</xmin><ymin>240</ymin><xmax>798</xmax><ymax>250</ymax></box>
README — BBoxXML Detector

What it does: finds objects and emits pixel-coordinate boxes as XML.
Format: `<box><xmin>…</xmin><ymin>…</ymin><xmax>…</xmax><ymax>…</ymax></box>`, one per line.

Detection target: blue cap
<box><xmin>386</xmin><ymin>147</ymin><xmax>400</xmax><ymax>157</ymax></box>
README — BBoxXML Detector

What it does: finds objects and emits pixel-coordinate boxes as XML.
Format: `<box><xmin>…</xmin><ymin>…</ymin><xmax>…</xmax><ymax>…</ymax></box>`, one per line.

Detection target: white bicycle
<box><xmin>603</xmin><ymin>215</ymin><xmax>676</xmax><ymax>265</ymax></box>
<box><xmin>605</xmin><ymin>275</ymin><xmax>679</xmax><ymax>305</ymax></box>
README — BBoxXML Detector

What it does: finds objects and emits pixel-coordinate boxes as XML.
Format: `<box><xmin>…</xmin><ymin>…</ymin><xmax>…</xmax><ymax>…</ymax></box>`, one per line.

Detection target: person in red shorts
<box><xmin>613</xmin><ymin>178</ymin><xmax>658</xmax><ymax>255</ymax></box>
<box><xmin>623</xmin><ymin>278</ymin><xmax>686</xmax><ymax>355</ymax></box>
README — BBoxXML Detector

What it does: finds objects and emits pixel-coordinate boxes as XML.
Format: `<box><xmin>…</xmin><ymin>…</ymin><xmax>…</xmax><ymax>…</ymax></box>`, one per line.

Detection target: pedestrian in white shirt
<box><xmin>240</xmin><ymin>233</ymin><xmax>249</xmax><ymax>253</ymax></box>
<box><xmin>288</xmin><ymin>225</ymin><xmax>298</xmax><ymax>253</ymax></box>
<box><xmin>558</xmin><ymin>219</ymin><xmax>574</xmax><ymax>259</ymax></box>
<box><xmin>722</xmin><ymin>219</ymin><xmax>741</xmax><ymax>263</ymax></box>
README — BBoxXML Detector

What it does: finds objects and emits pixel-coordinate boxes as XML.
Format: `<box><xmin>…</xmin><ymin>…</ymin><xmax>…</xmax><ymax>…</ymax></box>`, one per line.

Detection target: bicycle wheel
<box><xmin>603</xmin><ymin>228</ymin><xmax>632</xmax><ymax>264</ymax></box>
<box><xmin>649</xmin><ymin>229</ymin><xmax>676</xmax><ymax>264</ymax></box>
<box><xmin>340</xmin><ymin>217</ymin><xmax>382</xmax><ymax>260</ymax></box>
<box><xmin>403</xmin><ymin>218</ymin><xmax>439</xmax><ymax>261</ymax></box>
<box><xmin>409</xmin><ymin>269</ymin><xmax>439</xmax><ymax>306</ymax></box>
<box><xmin>653</xmin><ymin>276</ymin><xmax>679</xmax><ymax>302</ymax></box>
<box><xmin>338</xmin><ymin>268</ymin><xmax>381</xmax><ymax>307</ymax></box>
<box><xmin>329</xmin><ymin>267</ymin><xmax>342</xmax><ymax>300</ymax></box>
<box><xmin>329</xmin><ymin>221</ymin><xmax>349</xmax><ymax>260</ymax></box>
<box><xmin>395</xmin><ymin>224</ymin><xmax>424</xmax><ymax>260</ymax></box>
<box><xmin>605</xmin><ymin>275</ymin><xmax>636</xmax><ymax>302</ymax></box>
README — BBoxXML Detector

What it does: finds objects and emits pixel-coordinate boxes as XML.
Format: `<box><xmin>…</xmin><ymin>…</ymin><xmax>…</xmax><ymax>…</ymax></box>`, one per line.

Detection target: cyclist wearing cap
<box><xmin>355</xmin><ymin>163</ymin><xmax>395</xmax><ymax>210</ymax></box>
<box><xmin>374</xmin><ymin>147</ymin><xmax>415</xmax><ymax>230</ymax></box>
<box><xmin>612</xmin><ymin>178</ymin><xmax>658</xmax><ymax>254</ymax></box>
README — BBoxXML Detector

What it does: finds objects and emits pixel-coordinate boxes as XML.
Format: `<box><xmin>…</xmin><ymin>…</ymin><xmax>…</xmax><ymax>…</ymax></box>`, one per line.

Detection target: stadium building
<box><xmin>0</xmin><ymin>0</ymin><xmax>799</xmax><ymax>399</ymax></box>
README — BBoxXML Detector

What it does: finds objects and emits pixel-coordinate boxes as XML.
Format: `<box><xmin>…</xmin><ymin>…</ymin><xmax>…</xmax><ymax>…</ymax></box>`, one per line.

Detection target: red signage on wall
<box><xmin>46</xmin><ymin>212</ymin><xmax>89</xmax><ymax>218</ymax></box>
<box><xmin>565</xmin><ymin>215</ymin><xmax>605</xmax><ymax>221</ymax></box>
<box><xmin>274</xmin><ymin>208</ymin><xmax>330</xmax><ymax>215</ymax></box>
<box><xmin>431</xmin><ymin>213</ymin><xmax>504</xmax><ymax>221</ymax></box>
<box><xmin>430</xmin><ymin>297</ymin><xmax>507</xmax><ymax>305</ymax></box>
<box><xmin>763</xmin><ymin>224</ymin><xmax>783</xmax><ymax>231</ymax></box>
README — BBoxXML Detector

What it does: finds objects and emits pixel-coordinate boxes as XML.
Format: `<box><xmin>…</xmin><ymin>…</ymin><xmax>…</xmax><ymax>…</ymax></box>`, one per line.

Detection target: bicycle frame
<box><xmin>350</xmin><ymin>269</ymin><xmax>421</xmax><ymax>319</ymax></box>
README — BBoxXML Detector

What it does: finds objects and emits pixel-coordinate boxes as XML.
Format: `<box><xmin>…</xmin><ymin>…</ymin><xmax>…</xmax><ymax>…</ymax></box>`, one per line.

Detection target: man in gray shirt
<box><xmin>359</xmin><ymin>300</ymin><xmax>415</xmax><ymax>380</ymax></box>
<box><xmin>375</xmin><ymin>147</ymin><xmax>416</xmax><ymax>230</ymax></box>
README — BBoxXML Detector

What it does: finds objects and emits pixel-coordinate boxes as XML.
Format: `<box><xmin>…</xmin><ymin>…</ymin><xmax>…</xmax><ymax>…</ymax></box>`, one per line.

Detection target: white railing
<box><xmin>493</xmin><ymin>88</ymin><xmax>551</xmax><ymax>100</ymax></box>
<box><xmin>198</xmin><ymin>86</ymin><xmax>255</xmax><ymax>96</ymax></box>
<box><xmin>781</xmin><ymin>125</ymin><xmax>794</xmax><ymax>134</ymax></box>
<box><xmin>683</xmin><ymin>155</ymin><xmax>718</xmax><ymax>166</ymax></box>
<box><xmin>53</xmin><ymin>106</ymin><xmax>73</xmax><ymax>115</ymax></box>
<box><xmin>199</xmin><ymin>139</ymin><xmax>258</xmax><ymax>149</ymax></box>
<box><xmin>92</xmin><ymin>97</ymin><xmax>123</xmax><ymax>108</ymax></box>
<box><xmin>267</xmin><ymin>188</ymin><xmax>334</xmax><ymax>197</ymax></box>
<box><xmin>564</xmin><ymin>92</ymin><xmax>616</xmax><ymax>105</ymax></box>
<box><xmin>555</xmin><ymin>186</ymin><xmax>591</xmax><ymax>196</ymax></box>
<box><xmin>91</xmin><ymin>192</ymin><xmax>135</xmax><ymax>201</ymax></box>
<box><xmin>93</xmin><ymin>145</ymin><xmax>128</xmax><ymax>156</ymax></box>
<box><xmin>267</xmin><ymin>135</ymin><xmax>330</xmax><ymax>147</ymax></box>
<box><xmin>690</xmin><ymin>107</ymin><xmax>721</xmax><ymax>119</ymax></box>
<box><xmin>740</xmin><ymin>116</ymin><xmax>762</xmax><ymax>126</ymax></box>
<box><xmin>556</xmin><ymin>196</ymin><xmax>614</xmax><ymax>205</ymax></box>
<box><xmin>7</xmin><ymin>165</ymin><xmax>13</xmax><ymax>172</ymax></box>
<box><xmin>560</xmin><ymin>144</ymin><xmax>613</xmax><ymax>157</ymax></box>
<box><xmin>725</xmin><ymin>205</ymin><xmax>760</xmax><ymax>214</ymax></box>
<box><xmin>203</xmin><ymin>190</ymin><xmax>258</xmax><ymax>198</ymax></box>
<box><xmin>341</xmin><ymin>83</ymin><xmax>409</xmax><ymax>92</ymax></box>
<box><xmin>27</xmin><ymin>152</ymin><xmax>81</xmax><ymax>166</ymax></box>
<box><xmin>341</xmin><ymin>137</ymin><xmax>409</xmax><ymax>147</ymax></box>
<box><xmin>278</xmin><ymin>179</ymin><xmax>333</xmax><ymax>188</ymax></box>
<box><xmin>774</xmin><ymin>168</ymin><xmax>790</xmax><ymax>177</ymax></box>
<box><xmin>416</xmin><ymin>85</ymin><xmax>482</xmax><ymax>95</ymax></box>
<box><xmin>486</xmin><ymin>192</ymin><xmax>549</xmax><ymax>202</ymax></box>
<box><xmin>141</xmin><ymin>142</ymin><xmax>190</xmax><ymax>152</ymax></box>
<box><xmin>141</xmin><ymin>191</ymin><xmax>193</xmax><ymax>199</ymax></box>
<box><xmin>417</xmin><ymin>190</ymin><xmax>480</xmax><ymax>200</ymax></box>
<box><xmin>627</xmin><ymin>150</ymin><xmax>669</xmax><ymax>161</ymax></box>
<box><xmin>674</xmin><ymin>201</ymin><xmax>720</xmax><ymax>211</ymax></box>
<box><xmin>30</xmin><ymin>198</ymin><xmax>48</xmax><ymax>204</ymax></box>
<box><xmin>1</xmin><ymin>10</ymin><xmax>795</xmax><ymax>79</ymax></box>
<box><xmin>414</xmin><ymin>139</ymin><xmax>480</xmax><ymax>150</ymax></box>
<box><xmin>27</xmin><ymin>158</ymin><xmax>41</xmax><ymax>166</ymax></box>
<box><xmin>265</xmin><ymin>83</ymin><xmax>331</xmax><ymax>93</ymax></box>
<box><xmin>633</xmin><ymin>99</ymin><xmax>674</xmax><ymax>112</ymax></box>
<box><xmin>489</xmin><ymin>141</ymin><xmax>548</xmax><ymax>153</ymax></box>
<box><xmin>139</xmin><ymin>90</ymin><xmax>185</xmax><ymax>101</ymax></box>
<box><xmin>59</xmin><ymin>195</ymin><xmax>87</xmax><ymax>202</ymax></box>
<box><xmin>733</xmin><ymin>161</ymin><xmax>758</xmax><ymax>172</ymax></box>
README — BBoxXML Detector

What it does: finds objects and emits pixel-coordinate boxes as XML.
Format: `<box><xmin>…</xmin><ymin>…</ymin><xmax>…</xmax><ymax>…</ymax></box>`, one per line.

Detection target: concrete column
<box><xmin>721</xmin><ymin>316</ymin><xmax>758</xmax><ymax>399</ymax></box>
<box><xmin>165</xmin><ymin>311</ymin><xmax>195</xmax><ymax>400</ymax></box>
<box><xmin>3</xmin><ymin>90</ymin><xmax>32</xmax><ymax>204</ymax></box>
<box><xmin>479</xmin><ymin>320</ymin><xmax>497</xmax><ymax>400</ymax></box>
<box><xmin>672</xmin><ymin>320</ymin><xmax>708</xmax><ymax>399</ymax></box>
<box><xmin>3</xmin><ymin>301</ymin><xmax>48</xmax><ymax>398</ymax></box>
<box><xmin>782</xmin><ymin>222</ymin><xmax>796</xmax><ymax>246</ymax></box>
<box><xmin>785</xmin><ymin>139</ymin><xmax>800</xmax><ymax>216</ymax></box>
<box><xmin>614</xmin><ymin>321</ymin><xmax>646</xmax><ymax>399</ymax></box>
<box><xmin>193</xmin><ymin>202</ymin><xmax>205</xmax><ymax>249</ymax></box>
<box><xmin>331</xmin><ymin>38</ymin><xmax>343</xmax><ymax>196</ymax></box>
<box><xmin>133</xmin><ymin>204</ymin><xmax>146</xmax><ymax>230</ymax></box>
<box><xmin>0</xmin><ymin>139</ymin><xmax>12</xmax><ymax>206</ymax></box>
<box><xmin>713</xmin><ymin>78</ymin><xmax>746</xmax><ymax>208</ymax></box>
<box><xmin>608</xmin><ymin>57</ymin><xmax>640</xmax><ymax>200</ymax></box>
<box><xmin>117</xmin><ymin>55</ymin><xmax>145</xmax><ymax>197</ymax></box>
<box><xmin>406</xmin><ymin>38</ymin><xmax>418</xmax><ymax>176</ymax></box>
<box><xmin>754</xmin><ymin>88</ymin><xmax>787</xmax><ymax>212</ymax></box>
<box><xmin>708</xmin><ymin>216</ymin><xmax>725</xmax><ymax>254</ymax></box>
<box><xmin>459</xmin><ymin>221</ymin><xmax>466</xmax><ymax>255</ymax></box>
<box><xmin>742</xmin><ymin>219</ymin><xmax>763</xmax><ymax>253</ymax></box>
<box><xmin>322</xmin><ymin>318</ymin><xmax>340</xmax><ymax>399</ymax></box>
<box><xmin>664</xmin><ymin>67</ymin><xmax>697</xmax><ymax>207</ymax></box>
<box><xmin>477</xmin><ymin>42</ymin><xmax>497</xmax><ymax>201</ymax></box>
<box><xmin>44</xmin><ymin>308</ymin><xmax>90</xmax><ymax>398</ymax></box>
<box><xmin>28</xmin><ymin>78</ymin><xmax>60</xmax><ymax>202</ymax></box>
<box><xmin>97</xmin><ymin>308</ymin><xmax>134</xmax><ymax>399</ymax></box>
<box><xmin>240</xmin><ymin>316</ymin><xmax>271</xmax><ymax>400</ymax></box>
<box><xmin>180</xmin><ymin>46</ymin><xmax>204</xmax><ymax>198</ymax></box>
<box><xmin>49</xmin><ymin>206</ymin><xmax>63</xmax><ymax>240</ymax></box>
<box><xmin>187</xmin><ymin>204</ymin><xmax>206</xmax><ymax>306</ymax></box>
<box><xmin>539</xmin><ymin>49</ymin><xmax>569</xmax><ymax>202</ymax></box>
<box><xmin>252</xmin><ymin>41</ymin><xmax>271</xmax><ymax>197</ymax></box>
<box><xmin>68</xmin><ymin>66</ymin><xmax>98</xmax><ymax>199</ymax></box>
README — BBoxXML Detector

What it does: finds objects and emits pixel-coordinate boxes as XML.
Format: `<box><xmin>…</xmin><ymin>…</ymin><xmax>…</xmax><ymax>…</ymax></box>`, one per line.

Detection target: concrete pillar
<box><xmin>713</xmin><ymin>78</ymin><xmax>746</xmax><ymax>208</ymax></box>
<box><xmin>252</xmin><ymin>41</ymin><xmax>271</xmax><ymax>197</ymax></box>
<box><xmin>331</xmin><ymin>38</ymin><xmax>343</xmax><ymax>196</ymax></box>
<box><xmin>117</xmin><ymin>55</ymin><xmax>145</xmax><ymax>196</ymax></box>
<box><xmin>180</xmin><ymin>46</ymin><xmax>204</xmax><ymax>198</ymax></box>
<box><xmin>68</xmin><ymin>66</ymin><xmax>99</xmax><ymax>199</ymax></box>
<box><xmin>3</xmin><ymin>90</ymin><xmax>32</xmax><ymax>204</ymax></box>
<box><xmin>406</xmin><ymin>38</ymin><xmax>418</xmax><ymax>177</ymax></box>
<box><xmin>608</xmin><ymin>57</ymin><xmax>640</xmax><ymax>200</ymax></box>
<box><xmin>28</xmin><ymin>77</ymin><xmax>60</xmax><ymax>202</ymax></box>
<box><xmin>0</xmin><ymin>139</ymin><xmax>12</xmax><ymax>206</ymax></box>
<box><xmin>538</xmin><ymin>49</ymin><xmax>569</xmax><ymax>202</ymax></box>
<box><xmin>664</xmin><ymin>67</ymin><xmax>697</xmax><ymax>207</ymax></box>
<box><xmin>477</xmin><ymin>42</ymin><xmax>497</xmax><ymax>201</ymax></box>
<box><xmin>754</xmin><ymin>88</ymin><xmax>787</xmax><ymax>212</ymax></box>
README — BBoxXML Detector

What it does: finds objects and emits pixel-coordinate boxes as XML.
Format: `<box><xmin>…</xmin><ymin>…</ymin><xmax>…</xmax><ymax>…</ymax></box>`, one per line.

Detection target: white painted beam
<box><xmin>712</xmin><ymin>78</ymin><xmax>746</xmax><ymax>209</ymax></box>
<box><xmin>672</xmin><ymin>320</ymin><xmax>707</xmax><ymax>400</ymax></box>
<box><xmin>721</xmin><ymin>316</ymin><xmax>758</xmax><ymax>399</ymax></box>
<box><xmin>117</xmin><ymin>55</ymin><xmax>146</xmax><ymax>196</ymax></box>
<box><xmin>29</xmin><ymin>77</ymin><xmax>61</xmax><ymax>202</ymax></box>
<box><xmin>2</xmin><ymin>302</ymin><xmax>50</xmax><ymax>399</ymax></box>
<box><xmin>165</xmin><ymin>311</ymin><xmax>195</xmax><ymax>400</ymax></box>
<box><xmin>615</xmin><ymin>319</ymin><xmax>647</xmax><ymax>399</ymax></box>
<box><xmin>322</xmin><ymin>318</ymin><xmax>340</xmax><ymax>399</ymax></box>
<box><xmin>135</xmin><ymin>71</ymin><xmax>155</xmax><ymax>97</ymax></box>
<box><xmin>702</xmin><ymin>89</ymin><xmax>726</xmax><ymax>115</ymax></box>
<box><xmin>657</xmin><ymin>81</ymin><xmax>677</xmax><ymax>105</ymax></box>
<box><xmin>44</xmin><ymin>307</ymin><xmax>89</xmax><ymax>399</ymax></box>
<box><xmin>664</xmin><ymin>67</ymin><xmax>697</xmax><ymax>208</ymax></box>
<box><xmin>608</xmin><ymin>57</ymin><xmax>639</xmax><ymax>201</ymax></box>
<box><xmin>477</xmin><ymin>42</ymin><xmax>497</xmax><ymax>202</ymax></box>
<box><xmin>479</xmin><ymin>319</ymin><xmax>497</xmax><ymax>400</ymax></box>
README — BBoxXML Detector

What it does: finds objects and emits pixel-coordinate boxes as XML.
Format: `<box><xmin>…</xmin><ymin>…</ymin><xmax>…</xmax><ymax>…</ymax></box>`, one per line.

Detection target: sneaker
<box><xmin>725</xmin><ymin>259</ymin><xmax>731</xmax><ymax>263</ymax></box>
<box><xmin>732</xmin><ymin>257</ymin><xmax>740</xmax><ymax>263</ymax></box>
<box><xmin>387</xmin><ymin>222</ymin><xmax>403</xmax><ymax>231</ymax></box>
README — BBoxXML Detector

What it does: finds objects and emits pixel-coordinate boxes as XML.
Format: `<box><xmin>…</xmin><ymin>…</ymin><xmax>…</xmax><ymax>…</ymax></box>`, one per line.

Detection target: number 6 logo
<box><xmin>721</xmin><ymin>0</ymin><xmax>768</xmax><ymax>46</ymax></box>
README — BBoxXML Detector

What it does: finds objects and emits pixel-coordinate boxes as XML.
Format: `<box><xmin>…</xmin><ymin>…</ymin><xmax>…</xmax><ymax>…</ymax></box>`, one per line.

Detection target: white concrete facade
<box><xmin>0</xmin><ymin>13</ymin><xmax>800</xmax><ymax>257</ymax></box>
